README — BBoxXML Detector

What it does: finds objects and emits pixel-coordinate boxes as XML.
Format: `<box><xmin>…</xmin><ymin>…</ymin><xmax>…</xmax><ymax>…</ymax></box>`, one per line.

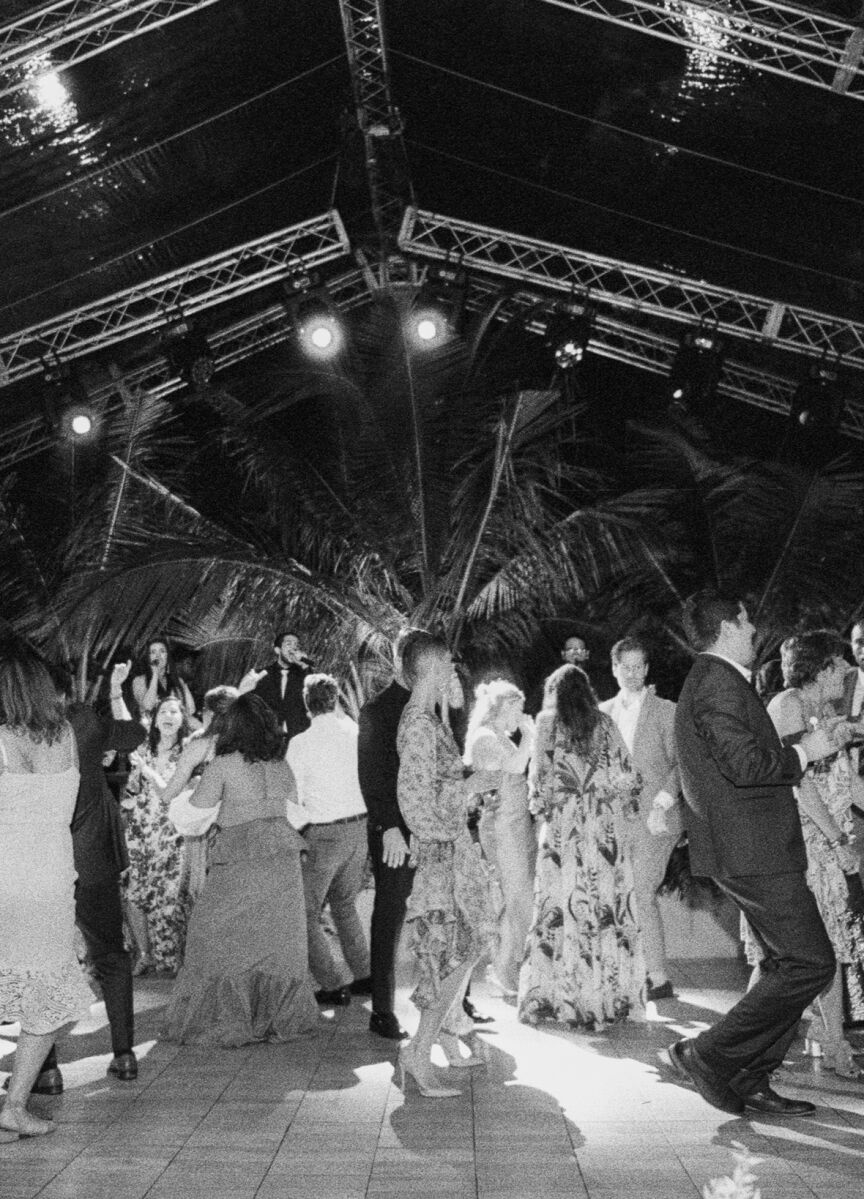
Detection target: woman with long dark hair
<box><xmin>518</xmin><ymin>664</ymin><xmax>645</xmax><ymax>1029</ymax></box>
<box><xmin>163</xmin><ymin>694</ymin><xmax>319</xmax><ymax>1045</ymax></box>
<box><xmin>130</xmin><ymin>638</ymin><xmax>196</xmax><ymax>726</ymax></box>
<box><xmin>122</xmin><ymin>695</ymin><xmax>190</xmax><ymax>974</ymax></box>
<box><xmin>0</xmin><ymin>640</ymin><xmax>92</xmax><ymax>1138</ymax></box>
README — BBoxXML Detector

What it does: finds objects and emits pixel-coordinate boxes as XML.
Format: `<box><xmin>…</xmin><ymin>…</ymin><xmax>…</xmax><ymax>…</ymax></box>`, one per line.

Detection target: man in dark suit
<box><xmin>669</xmin><ymin>589</ymin><xmax>836</xmax><ymax>1117</ymax></box>
<box><xmin>241</xmin><ymin>629</ymin><xmax>311</xmax><ymax>744</ymax></box>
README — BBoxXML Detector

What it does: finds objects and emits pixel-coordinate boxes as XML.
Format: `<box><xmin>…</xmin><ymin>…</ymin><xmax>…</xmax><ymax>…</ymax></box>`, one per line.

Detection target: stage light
<box><xmin>70</xmin><ymin>412</ymin><xmax>93</xmax><ymax>437</ymax></box>
<box><xmin>42</xmin><ymin>359</ymin><xmax>100</xmax><ymax>443</ymax></box>
<box><xmin>542</xmin><ymin>303</ymin><xmax>595</xmax><ymax>370</ymax></box>
<box><xmin>409</xmin><ymin>263</ymin><xmax>468</xmax><ymax>344</ymax></box>
<box><xmin>667</xmin><ymin>325</ymin><xmax>725</xmax><ymax>418</ymax></box>
<box><xmin>781</xmin><ymin>357</ymin><xmax>845</xmax><ymax>464</ymax></box>
<box><xmin>281</xmin><ymin>275</ymin><xmax>344</xmax><ymax>360</ymax></box>
<box><xmin>162</xmin><ymin>320</ymin><xmax>216</xmax><ymax>388</ymax></box>
<box><xmin>417</xmin><ymin>317</ymin><xmax>439</xmax><ymax>342</ymax></box>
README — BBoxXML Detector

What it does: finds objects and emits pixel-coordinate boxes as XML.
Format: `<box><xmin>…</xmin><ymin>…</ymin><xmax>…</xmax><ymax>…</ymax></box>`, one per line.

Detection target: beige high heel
<box><xmin>821</xmin><ymin>1040</ymin><xmax>864</xmax><ymax>1080</ymax></box>
<box><xmin>0</xmin><ymin>1103</ymin><xmax>56</xmax><ymax>1138</ymax></box>
<box><xmin>437</xmin><ymin>1031</ymin><xmax>485</xmax><ymax>1068</ymax></box>
<box><xmin>395</xmin><ymin>1045</ymin><xmax>461</xmax><ymax>1098</ymax></box>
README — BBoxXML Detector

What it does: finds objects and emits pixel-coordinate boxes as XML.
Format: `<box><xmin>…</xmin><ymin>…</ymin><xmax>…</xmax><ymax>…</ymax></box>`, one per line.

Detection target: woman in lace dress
<box><xmin>464</xmin><ymin>680</ymin><xmax>536</xmax><ymax>995</ymax></box>
<box><xmin>766</xmin><ymin>630</ymin><xmax>864</xmax><ymax>1078</ymax></box>
<box><xmin>0</xmin><ymin>640</ymin><xmax>93</xmax><ymax>1139</ymax></box>
<box><xmin>122</xmin><ymin>696</ymin><xmax>190</xmax><ymax>974</ymax></box>
<box><xmin>396</xmin><ymin>633</ymin><xmax>495</xmax><ymax>1096</ymax></box>
<box><xmin>518</xmin><ymin>664</ymin><xmax>645</xmax><ymax>1029</ymax></box>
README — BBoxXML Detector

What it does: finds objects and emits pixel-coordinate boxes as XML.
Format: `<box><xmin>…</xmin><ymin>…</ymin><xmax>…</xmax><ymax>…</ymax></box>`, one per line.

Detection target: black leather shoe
<box><xmin>107</xmin><ymin>1052</ymin><xmax>138</xmax><ymax>1081</ymax></box>
<box><xmin>462</xmin><ymin>997</ymin><xmax>494</xmax><ymax>1024</ymax></box>
<box><xmin>647</xmin><ymin>980</ymin><xmax>676</xmax><ymax>1002</ymax></box>
<box><xmin>741</xmin><ymin>1086</ymin><xmax>815</xmax><ymax>1117</ymax></box>
<box><xmin>349</xmin><ymin>976</ymin><xmax>373</xmax><ymax>996</ymax></box>
<box><xmin>369</xmin><ymin>1011</ymin><xmax>408</xmax><ymax>1040</ymax></box>
<box><xmin>315</xmin><ymin>986</ymin><xmax>351</xmax><ymax>1007</ymax></box>
<box><xmin>667</xmin><ymin>1040</ymin><xmax>744</xmax><ymax>1115</ymax></box>
<box><xmin>3</xmin><ymin>1066</ymin><xmax>63</xmax><ymax>1095</ymax></box>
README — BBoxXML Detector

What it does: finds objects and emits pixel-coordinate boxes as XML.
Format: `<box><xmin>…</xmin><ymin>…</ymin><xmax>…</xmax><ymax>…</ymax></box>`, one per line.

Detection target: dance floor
<box><xmin>3</xmin><ymin>957</ymin><xmax>864</xmax><ymax>1199</ymax></box>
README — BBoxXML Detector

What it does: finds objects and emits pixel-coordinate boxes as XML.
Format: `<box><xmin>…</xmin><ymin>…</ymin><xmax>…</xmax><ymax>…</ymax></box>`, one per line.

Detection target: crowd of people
<box><xmin>4</xmin><ymin>596</ymin><xmax>864</xmax><ymax>1135</ymax></box>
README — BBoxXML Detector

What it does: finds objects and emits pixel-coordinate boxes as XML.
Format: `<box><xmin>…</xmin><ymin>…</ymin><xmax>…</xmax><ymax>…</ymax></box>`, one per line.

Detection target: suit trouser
<box><xmin>302</xmin><ymin>819</ymin><xmax>371</xmax><ymax>991</ymax></box>
<box><xmin>695</xmin><ymin>871</ymin><xmax>835</xmax><ymax>1096</ymax></box>
<box><xmin>367</xmin><ymin>826</ymin><xmax>415</xmax><ymax>1017</ymax></box>
<box><xmin>630</xmin><ymin>826</ymin><xmax>678</xmax><ymax>981</ymax></box>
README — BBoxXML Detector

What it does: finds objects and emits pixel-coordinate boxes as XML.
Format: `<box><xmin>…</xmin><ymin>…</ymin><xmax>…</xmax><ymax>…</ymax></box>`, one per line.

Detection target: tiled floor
<box><xmin>3</xmin><ymin>958</ymin><xmax>864</xmax><ymax>1198</ymax></box>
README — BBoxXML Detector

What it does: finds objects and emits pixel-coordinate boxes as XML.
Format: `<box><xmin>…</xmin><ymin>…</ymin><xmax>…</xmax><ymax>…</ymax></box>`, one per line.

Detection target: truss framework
<box><xmin>539</xmin><ymin>0</ymin><xmax>864</xmax><ymax>100</ymax></box>
<box><xmin>398</xmin><ymin>207</ymin><xmax>864</xmax><ymax>370</ymax></box>
<box><xmin>0</xmin><ymin>211</ymin><xmax>350</xmax><ymax>389</ymax></box>
<box><xmin>0</xmin><ymin>0</ymin><xmax>222</xmax><ymax>100</ymax></box>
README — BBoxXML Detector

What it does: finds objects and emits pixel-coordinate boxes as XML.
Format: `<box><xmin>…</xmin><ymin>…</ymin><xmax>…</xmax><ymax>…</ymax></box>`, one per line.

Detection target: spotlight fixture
<box><xmin>667</xmin><ymin>324</ymin><xmax>725</xmax><ymax>417</ymax></box>
<box><xmin>542</xmin><ymin>302</ymin><xmax>595</xmax><ymax>370</ymax></box>
<box><xmin>42</xmin><ymin>359</ymin><xmax>99</xmax><ymax>442</ymax></box>
<box><xmin>409</xmin><ymin>262</ymin><xmax>468</xmax><ymax>345</ymax></box>
<box><xmin>781</xmin><ymin>356</ymin><xmax>845</xmax><ymax>464</ymax></box>
<box><xmin>281</xmin><ymin>274</ymin><xmax>344</xmax><ymax>360</ymax></box>
<box><xmin>162</xmin><ymin>319</ymin><xmax>216</xmax><ymax>388</ymax></box>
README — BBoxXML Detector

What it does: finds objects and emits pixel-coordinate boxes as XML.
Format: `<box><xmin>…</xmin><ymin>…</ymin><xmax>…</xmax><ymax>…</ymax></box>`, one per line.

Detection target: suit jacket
<box><xmin>841</xmin><ymin>666</ymin><xmax>862</xmax><ymax>717</ymax></box>
<box><xmin>69</xmin><ymin>704</ymin><xmax>146</xmax><ymax>884</ymax></box>
<box><xmin>600</xmin><ymin>688</ymin><xmax>682</xmax><ymax>835</ymax></box>
<box><xmin>674</xmin><ymin>653</ymin><xmax>805</xmax><ymax>879</ymax></box>
<box><xmin>357</xmin><ymin>680</ymin><xmax>411</xmax><ymax>839</ymax></box>
<box><xmin>253</xmin><ymin>662</ymin><xmax>310</xmax><ymax>742</ymax></box>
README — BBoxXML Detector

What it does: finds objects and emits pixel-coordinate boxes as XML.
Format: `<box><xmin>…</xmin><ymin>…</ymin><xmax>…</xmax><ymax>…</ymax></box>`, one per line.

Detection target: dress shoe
<box><xmin>369</xmin><ymin>1011</ymin><xmax>407</xmax><ymax>1040</ymax></box>
<box><xmin>348</xmin><ymin>976</ymin><xmax>373</xmax><ymax>996</ymax></box>
<box><xmin>462</xmin><ymin>997</ymin><xmax>494</xmax><ymax>1024</ymax></box>
<box><xmin>2</xmin><ymin>1067</ymin><xmax>63</xmax><ymax>1096</ymax></box>
<box><xmin>667</xmin><ymin>1039</ymin><xmax>744</xmax><ymax>1115</ymax></box>
<box><xmin>315</xmin><ymin>986</ymin><xmax>351</xmax><ymax>1007</ymax></box>
<box><xmin>107</xmin><ymin>1052</ymin><xmax>138</xmax><ymax>1081</ymax></box>
<box><xmin>646</xmin><ymin>979</ymin><xmax>676</xmax><ymax>1002</ymax></box>
<box><xmin>740</xmin><ymin>1085</ymin><xmax>815</xmax><ymax>1117</ymax></box>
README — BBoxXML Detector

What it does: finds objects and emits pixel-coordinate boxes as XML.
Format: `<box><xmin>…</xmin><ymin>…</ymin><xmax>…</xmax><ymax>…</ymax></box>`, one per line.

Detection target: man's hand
<box><xmin>800</xmin><ymin>727</ymin><xmax>836</xmax><ymax>763</ymax></box>
<box><xmin>111</xmin><ymin>660</ymin><xmax>132</xmax><ymax>688</ymax></box>
<box><xmin>647</xmin><ymin>806</ymin><xmax>668</xmax><ymax>836</ymax></box>
<box><xmin>238</xmin><ymin>667</ymin><xmax>267</xmax><ymax>694</ymax></box>
<box><xmin>381</xmin><ymin>827</ymin><xmax>410</xmax><ymax>867</ymax></box>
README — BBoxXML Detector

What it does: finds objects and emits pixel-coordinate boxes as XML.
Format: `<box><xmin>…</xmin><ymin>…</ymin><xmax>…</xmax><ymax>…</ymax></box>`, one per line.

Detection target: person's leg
<box><xmin>301</xmin><ymin>826</ymin><xmax>346</xmax><ymax>990</ymax></box>
<box><xmin>76</xmin><ymin>880</ymin><xmax>134</xmax><ymax>1058</ymax></box>
<box><xmin>408</xmin><ymin>959</ymin><xmax>476</xmax><ymax>1086</ymax></box>
<box><xmin>630</xmin><ymin>828</ymin><xmax>677</xmax><ymax>988</ymax></box>
<box><xmin>326</xmin><ymin>822</ymin><xmax>371</xmax><ymax>982</ymax></box>
<box><xmin>694</xmin><ymin>871</ymin><xmax>835</xmax><ymax>1095</ymax></box>
<box><xmin>494</xmin><ymin>797</ymin><xmax>538</xmax><ymax>991</ymax></box>
<box><xmin>368</xmin><ymin>826</ymin><xmax>414</xmax><ymax>1018</ymax></box>
<box><xmin>125</xmin><ymin>902</ymin><xmax>151</xmax><ymax>969</ymax></box>
<box><xmin>0</xmin><ymin>1028</ymin><xmax>66</xmax><ymax>1136</ymax></box>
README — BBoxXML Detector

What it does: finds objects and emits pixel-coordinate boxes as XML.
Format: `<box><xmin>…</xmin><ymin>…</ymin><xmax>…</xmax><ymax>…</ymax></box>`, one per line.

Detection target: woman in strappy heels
<box><xmin>395</xmin><ymin>633</ymin><xmax>495</xmax><ymax>1097</ymax></box>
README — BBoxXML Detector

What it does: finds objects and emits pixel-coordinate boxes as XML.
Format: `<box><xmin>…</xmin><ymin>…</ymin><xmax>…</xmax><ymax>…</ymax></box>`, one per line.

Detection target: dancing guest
<box><xmin>518</xmin><ymin>665</ymin><xmax>645</xmax><ymax>1029</ymax></box>
<box><xmin>122</xmin><ymin>696</ymin><xmax>190</xmax><ymax>974</ymax></box>
<box><xmin>0</xmin><ymin>639</ymin><xmax>93</xmax><ymax>1139</ymax></box>
<box><xmin>130</xmin><ymin>638</ymin><xmax>196</xmax><ymax>727</ymax></box>
<box><xmin>669</xmin><ymin>589</ymin><xmax>835</xmax><ymax>1117</ymax></box>
<box><xmin>464</xmin><ymin>680</ymin><xmax>536</xmax><ymax>996</ymax></box>
<box><xmin>561</xmin><ymin>636</ymin><xmax>590</xmax><ymax>668</ymax></box>
<box><xmin>163</xmin><ymin>694</ymin><xmax>319</xmax><ymax>1045</ymax></box>
<box><xmin>240</xmin><ymin>629</ymin><xmax>311</xmax><ymax>743</ymax></box>
<box><xmin>599</xmin><ymin>637</ymin><xmax>681</xmax><ymax>1001</ymax></box>
<box><xmin>766</xmin><ymin>631</ymin><xmax>864</xmax><ymax>1078</ymax></box>
<box><xmin>287</xmin><ymin>674</ymin><xmax>371</xmax><ymax>1006</ymax></box>
<box><xmin>396</xmin><ymin>633</ymin><xmax>494</xmax><ymax>1096</ymax></box>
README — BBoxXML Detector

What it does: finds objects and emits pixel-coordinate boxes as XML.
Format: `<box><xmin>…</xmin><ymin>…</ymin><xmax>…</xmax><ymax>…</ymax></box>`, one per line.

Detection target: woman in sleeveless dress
<box><xmin>163</xmin><ymin>694</ymin><xmax>319</xmax><ymax>1045</ymax></box>
<box><xmin>518</xmin><ymin>664</ymin><xmax>645</xmax><ymax>1029</ymax></box>
<box><xmin>0</xmin><ymin>640</ymin><xmax>92</xmax><ymax>1139</ymax></box>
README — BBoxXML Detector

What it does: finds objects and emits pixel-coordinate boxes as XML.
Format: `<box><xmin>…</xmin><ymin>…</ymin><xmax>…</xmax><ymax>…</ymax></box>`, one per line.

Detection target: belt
<box><xmin>311</xmin><ymin>813</ymin><xmax>367</xmax><ymax>828</ymax></box>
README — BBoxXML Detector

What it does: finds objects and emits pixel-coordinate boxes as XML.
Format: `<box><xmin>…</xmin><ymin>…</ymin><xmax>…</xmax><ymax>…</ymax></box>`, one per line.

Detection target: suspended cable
<box><xmin>0</xmin><ymin>153</ymin><xmax>339</xmax><ymax>319</ymax></box>
<box><xmin>0</xmin><ymin>54</ymin><xmax>345</xmax><ymax>223</ymax></box>
<box><xmin>393</xmin><ymin>50</ymin><xmax>864</xmax><ymax>210</ymax></box>
<box><xmin>407</xmin><ymin>139</ymin><xmax>864</xmax><ymax>290</ymax></box>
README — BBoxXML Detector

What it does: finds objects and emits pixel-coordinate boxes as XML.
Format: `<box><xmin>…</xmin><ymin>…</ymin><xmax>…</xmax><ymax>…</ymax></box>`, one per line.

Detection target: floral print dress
<box><xmin>122</xmin><ymin>742</ymin><xmax>187</xmax><ymax>973</ymax></box>
<box><xmin>397</xmin><ymin>706</ymin><xmax>495</xmax><ymax>1010</ymax></box>
<box><xmin>518</xmin><ymin>713</ymin><xmax>646</xmax><ymax>1029</ymax></box>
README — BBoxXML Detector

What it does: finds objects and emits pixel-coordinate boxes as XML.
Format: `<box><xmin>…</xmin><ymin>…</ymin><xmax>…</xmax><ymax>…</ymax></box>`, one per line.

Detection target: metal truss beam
<box><xmin>399</xmin><ymin>207</ymin><xmax>864</xmax><ymax>370</ymax></box>
<box><xmin>0</xmin><ymin>211</ymin><xmax>350</xmax><ymax>389</ymax></box>
<box><xmin>337</xmin><ymin>0</ymin><xmax>414</xmax><ymax>244</ymax></box>
<box><xmin>538</xmin><ymin>0</ymin><xmax>864</xmax><ymax>100</ymax></box>
<box><xmin>0</xmin><ymin>0</ymin><xmax>222</xmax><ymax>100</ymax></box>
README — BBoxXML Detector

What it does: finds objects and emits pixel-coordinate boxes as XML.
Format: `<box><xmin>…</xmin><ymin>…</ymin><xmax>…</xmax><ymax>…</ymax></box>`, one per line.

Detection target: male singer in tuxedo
<box><xmin>241</xmin><ymin>630</ymin><xmax>311</xmax><ymax>744</ymax></box>
<box><xmin>669</xmin><ymin>589</ymin><xmax>836</xmax><ymax>1117</ymax></box>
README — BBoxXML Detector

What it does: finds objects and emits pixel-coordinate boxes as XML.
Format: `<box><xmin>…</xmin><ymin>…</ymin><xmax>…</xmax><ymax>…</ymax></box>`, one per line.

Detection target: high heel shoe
<box><xmin>437</xmin><ymin>1031</ymin><xmax>485</xmax><ymax>1068</ymax></box>
<box><xmin>821</xmin><ymin>1040</ymin><xmax>864</xmax><ymax>1080</ymax></box>
<box><xmin>394</xmin><ymin>1045</ymin><xmax>461</xmax><ymax>1098</ymax></box>
<box><xmin>0</xmin><ymin>1103</ymin><xmax>56</xmax><ymax>1138</ymax></box>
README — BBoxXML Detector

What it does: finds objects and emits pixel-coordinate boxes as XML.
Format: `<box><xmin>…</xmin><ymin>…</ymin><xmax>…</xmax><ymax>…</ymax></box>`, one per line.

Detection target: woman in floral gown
<box><xmin>396</xmin><ymin>633</ymin><xmax>495</xmax><ymax>1096</ymax></box>
<box><xmin>518</xmin><ymin>664</ymin><xmax>646</xmax><ymax>1029</ymax></box>
<box><xmin>766</xmin><ymin>630</ymin><xmax>864</xmax><ymax>1078</ymax></box>
<box><xmin>122</xmin><ymin>696</ymin><xmax>189</xmax><ymax>974</ymax></box>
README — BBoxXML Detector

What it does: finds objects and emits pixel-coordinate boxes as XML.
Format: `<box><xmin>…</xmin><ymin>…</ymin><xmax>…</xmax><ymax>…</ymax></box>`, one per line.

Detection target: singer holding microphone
<box><xmin>239</xmin><ymin>631</ymin><xmax>312</xmax><ymax>745</ymax></box>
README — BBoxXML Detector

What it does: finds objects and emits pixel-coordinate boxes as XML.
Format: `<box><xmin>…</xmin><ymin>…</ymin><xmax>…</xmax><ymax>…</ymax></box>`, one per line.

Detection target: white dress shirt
<box><xmin>852</xmin><ymin>670</ymin><xmax>864</xmax><ymax>719</ymax></box>
<box><xmin>286</xmin><ymin>711</ymin><xmax>367</xmax><ymax>824</ymax></box>
<box><xmin>609</xmin><ymin>688</ymin><xmax>644</xmax><ymax>755</ymax></box>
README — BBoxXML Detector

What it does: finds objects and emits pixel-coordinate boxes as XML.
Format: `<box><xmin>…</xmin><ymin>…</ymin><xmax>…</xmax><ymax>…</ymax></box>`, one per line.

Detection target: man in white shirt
<box><xmin>599</xmin><ymin>637</ymin><xmax>681</xmax><ymax>1001</ymax></box>
<box><xmin>287</xmin><ymin>674</ymin><xmax>371</xmax><ymax>1006</ymax></box>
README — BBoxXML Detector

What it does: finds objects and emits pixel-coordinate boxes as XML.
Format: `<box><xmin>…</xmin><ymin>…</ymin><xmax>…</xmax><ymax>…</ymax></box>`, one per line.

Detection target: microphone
<box><xmin>296</xmin><ymin>654</ymin><xmax>314</xmax><ymax>669</ymax></box>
